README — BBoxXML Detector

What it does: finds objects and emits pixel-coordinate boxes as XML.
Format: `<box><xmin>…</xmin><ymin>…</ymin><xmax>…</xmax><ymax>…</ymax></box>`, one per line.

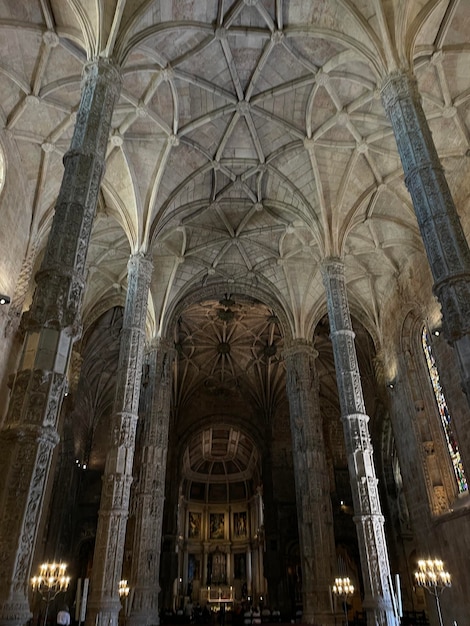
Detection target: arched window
<box><xmin>422</xmin><ymin>327</ymin><xmax>468</xmax><ymax>494</ymax></box>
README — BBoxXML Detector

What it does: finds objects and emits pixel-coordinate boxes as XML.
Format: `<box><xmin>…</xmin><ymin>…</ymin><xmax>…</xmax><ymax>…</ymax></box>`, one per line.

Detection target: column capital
<box><xmin>321</xmin><ymin>256</ymin><xmax>345</xmax><ymax>287</ymax></box>
<box><xmin>321</xmin><ymin>255</ymin><xmax>344</xmax><ymax>272</ymax></box>
<box><xmin>147</xmin><ymin>335</ymin><xmax>172</xmax><ymax>350</ymax></box>
<box><xmin>82</xmin><ymin>57</ymin><xmax>122</xmax><ymax>92</ymax></box>
<box><xmin>127</xmin><ymin>251</ymin><xmax>153</xmax><ymax>276</ymax></box>
<box><xmin>146</xmin><ymin>336</ymin><xmax>176</xmax><ymax>362</ymax></box>
<box><xmin>282</xmin><ymin>338</ymin><xmax>317</xmax><ymax>360</ymax></box>
<box><xmin>380</xmin><ymin>70</ymin><xmax>419</xmax><ymax>110</ymax></box>
<box><xmin>321</xmin><ymin>257</ymin><xmax>355</xmax><ymax>336</ymax></box>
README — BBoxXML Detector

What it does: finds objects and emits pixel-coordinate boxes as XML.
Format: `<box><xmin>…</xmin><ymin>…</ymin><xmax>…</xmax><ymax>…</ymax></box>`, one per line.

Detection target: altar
<box><xmin>205</xmin><ymin>585</ymin><xmax>234</xmax><ymax>609</ymax></box>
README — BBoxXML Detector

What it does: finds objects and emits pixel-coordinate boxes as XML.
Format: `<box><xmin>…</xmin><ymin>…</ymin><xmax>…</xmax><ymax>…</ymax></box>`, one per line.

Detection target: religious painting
<box><xmin>234</xmin><ymin>553</ymin><xmax>246</xmax><ymax>579</ymax></box>
<box><xmin>188</xmin><ymin>553</ymin><xmax>200</xmax><ymax>581</ymax></box>
<box><xmin>209</xmin><ymin>547</ymin><xmax>227</xmax><ymax>584</ymax></box>
<box><xmin>209</xmin><ymin>512</ymin><xmax>225</xmax><ymax>539</ymax></box>
<box><xmin>188</xmin><ymin>511</ymin><xmax>201</xmax><ymax>538</ymax></box>
<box><xmin>234</xmin><ymin>511</ymin><xmax>247</xmax><ymax>538</ymax></box>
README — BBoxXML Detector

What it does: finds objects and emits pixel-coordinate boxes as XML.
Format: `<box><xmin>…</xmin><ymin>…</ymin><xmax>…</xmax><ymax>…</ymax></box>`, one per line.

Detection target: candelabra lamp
<box><xmin>119</xmin><ymin>580</ymin><xmax>130</xmax><ymax>623</ymax></box>
<box><xmin>414</xmin><ymin>559</ymin><xmax>451</xmax><ymax>626</ymax></box>
<box><xmin>31</xmin><ymin>562</ymin><xmax>70</xmax><ymax>626</ymax></box>
<box><xmin>332</xmin><ymin>577</ymin><xmax>354</xmax><ymax>626</ymax></box>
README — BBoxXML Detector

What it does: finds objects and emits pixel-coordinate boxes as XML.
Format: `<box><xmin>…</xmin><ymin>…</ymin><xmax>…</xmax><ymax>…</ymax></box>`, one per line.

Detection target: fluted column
<box><xmin>321</xmin><ymin>258</ymin><xmax>399</xmax><ymax>626</ymax></box>
<box><xmin>382</xmin><ymin>71</ymin><xmax>470</xmax><ymax>458</ymax></box>
<box><xmin>0</xmin><ymin>59</ymin><xmax>120</xmax><ymax>626</ymax></box>
<box><xmin>284</xmin><ymin>339</ymin><xmax>336</xmax><ymax>626</ymax></box>
<box><xmin>86</xmin><ymin>253</ymin><xmax>153</xmax><ymax>626</ymax></box>
<box><xmin>128</xmin><ymin>338</ymin><xmax>175</xmax><ymax>626</ymax></box>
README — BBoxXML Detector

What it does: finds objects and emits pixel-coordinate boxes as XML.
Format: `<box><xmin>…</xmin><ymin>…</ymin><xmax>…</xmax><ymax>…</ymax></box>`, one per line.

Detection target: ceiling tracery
<box><xmin>2</xmin><ymin>0</ymin><xmax>470</xmax><ymax>480</ymax></box>
<box><xmin>173</xmin><ymin>297</ymin><xmax>285</xmax><ymax>412</ymax></box>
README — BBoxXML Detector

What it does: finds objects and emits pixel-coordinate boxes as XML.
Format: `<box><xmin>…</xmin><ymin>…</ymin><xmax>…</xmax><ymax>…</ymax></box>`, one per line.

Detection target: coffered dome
<box><xmin>181</xmin><ymin>427</ymin><xmax>260</xmax><ymax>503</ymax></box>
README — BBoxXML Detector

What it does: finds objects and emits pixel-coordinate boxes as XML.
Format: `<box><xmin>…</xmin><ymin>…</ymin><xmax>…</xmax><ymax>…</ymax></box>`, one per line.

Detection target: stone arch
<box><xmin>162</xmin><ymin>279</ymin><xmax>294</xmax><ymax>344</ymax></box>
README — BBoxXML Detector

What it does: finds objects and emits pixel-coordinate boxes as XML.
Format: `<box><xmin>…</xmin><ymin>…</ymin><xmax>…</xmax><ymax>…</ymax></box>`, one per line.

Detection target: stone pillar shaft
<box><xmin>128</xmin><ymin>338</ymin><xmax>174</xmax><ymax>626</ymax></box>
<box><xmin>87</xmin><ymin>253</ymin><xmax>153</xmax><ymax>626</ymax></box>
<box><xmin>32</xmin><ymin>60</ymin><xmax>121</xmax><ymax>332</ymax></box>
<box><xmin>246</xmin><ymin>550</ymin><xmax>252</xmax><ymax>594</ymax></box>
<box><xmin>203</xmin><ymin>548</ymin><xmax>209</xmax><ymax>587</ymax></box>
<box><xmin>261</xmin><ymin>447</ymin><xmax>281</xmax><ymax>609</ymax></box>
<box><xmin>284</xmin><ymin>340</ymin><xmax>335</xmax><ymax>625</ymax></box>
<box><xmin>381</xmin><ymin>71</ymin><xmax>470</xmax><ymax>436</ymax></box>
<box><xmin>322</xmin><ymin>259</ymin><xmax>398</xmax><ymax>626</ymax></box>
<box><xmin>0</xmin><ymin>59</ymin><xmax>120</xmax><ymax>626</ymax></box>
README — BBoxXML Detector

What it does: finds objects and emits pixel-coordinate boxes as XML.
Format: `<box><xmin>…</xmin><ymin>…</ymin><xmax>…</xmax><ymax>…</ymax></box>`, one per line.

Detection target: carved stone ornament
<box><xmin>322</xmin><ymin>258</ymin><xmax>398</xmax><ymax>626</ymax></box>
<box><xmin>87</xmin><ymin>254</ymin><xmax>153</xmax><ymax>626</ymax></box>
<box><xmin>381</xmin><ymin>71</ymin><xmax>470</xmax><ymax>342</ymax></box>
<box><xmin>128</xmin><ymin>339</ymin><xmax>174</xmax><ymax>626</ymax></box>
<box><xmin>0</xmin><ymin>58</ymin><xmax>122</xmax><ymax>626</ymax></box>
<box><xmin>284</xmin><ymin>340</ymin><xmax>336</xmax><ymax>623</ymax></box>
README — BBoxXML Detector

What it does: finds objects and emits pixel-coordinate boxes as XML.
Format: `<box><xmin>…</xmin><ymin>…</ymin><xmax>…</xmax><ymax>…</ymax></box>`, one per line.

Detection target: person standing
<box><xmin>57</xmin><ymin>605</ymin><xmax>71</xmax><ymax>626</ymax></box>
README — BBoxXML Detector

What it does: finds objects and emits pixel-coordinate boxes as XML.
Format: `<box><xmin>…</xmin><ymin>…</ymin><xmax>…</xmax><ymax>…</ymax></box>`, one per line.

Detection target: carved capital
<box><xmin>380</xmin><ymin>70</ymin><xmax>418</xmax><ymax>112</ymax></box>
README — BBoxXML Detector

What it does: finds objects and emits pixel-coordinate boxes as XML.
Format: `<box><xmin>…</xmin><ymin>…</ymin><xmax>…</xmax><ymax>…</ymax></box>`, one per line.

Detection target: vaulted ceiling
<box><xmin>4</xmin><ymin>0</ymin><xmax>470</xmax><ymax>341</ymax></box>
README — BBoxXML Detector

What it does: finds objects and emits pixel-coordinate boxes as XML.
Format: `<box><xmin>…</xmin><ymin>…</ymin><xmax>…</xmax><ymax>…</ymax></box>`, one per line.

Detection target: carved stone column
<box><xmin>381</xmin><ymin>71</ymin><xmax>470</xmax><ymax>460</ymax></box>
<box><xmin>284</xmin><ymin>339</ymin><xmax>336</xmax><ymax>626</ymax></box>
<box><xmin>0</xmin><ymin>59</ymin><xmax>120</xmax><ymax>626</ymax></box>
<box><xmin>261</xmin><ymin>445</ymin><xmax>281</xmax><ymax>610</ymax></box>
<box><xmin>86</xmin><ymin>253</ymin><xmax>153</xmax><ymax>626</ymax></box>
<box><xmin>160</xmin><ymin>450</ymin><xmax>180</xmax><ymax>611</ymax></box>
<box><xmin>321</xmin><ymin>258</ymin><xmax>399</xmax><ymax>626</ymax></box>
<box><xmin>128</xmin><ymin>338</ymin><xmax>175</xmax><ymax>626</ymax></box>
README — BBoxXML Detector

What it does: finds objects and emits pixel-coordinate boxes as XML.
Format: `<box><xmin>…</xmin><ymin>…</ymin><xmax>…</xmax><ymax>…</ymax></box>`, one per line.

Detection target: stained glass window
<box><xmin>422</xmin><ymin>327</ymin><xmax>468</xmax><ymax>494</ymax></box>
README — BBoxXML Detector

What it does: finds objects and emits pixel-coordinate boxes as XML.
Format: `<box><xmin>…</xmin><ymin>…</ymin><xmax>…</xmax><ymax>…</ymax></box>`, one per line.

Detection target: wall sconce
<box><xmin>0</xmin><ymin>294</ymin><xmax>10</xmax><ymax>305</ymax></box>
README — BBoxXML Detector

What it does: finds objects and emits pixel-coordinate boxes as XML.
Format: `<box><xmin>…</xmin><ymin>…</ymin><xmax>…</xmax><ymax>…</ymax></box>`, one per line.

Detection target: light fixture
<box><xmin>0</xmin><ymin>294</ymin><xmax>10</xmax><ymax>305</ymax></box>
<box><xmin>332</xmin><ymin>577</ymin><xmax>354</xmax><ymax>625</ymax></box>
<box><xmin>414</xmin><ymin>558</ymin><xmax>451</xmax><ymax>626</ymax></box>
<box><xmin>119</xmin><ymin>579</ymin><xmax>130</xmax><ymax>623</ymax></box>
<box><xmin>119</xmin><ymin>579</ymin><xmax>130</xmax><ymax>598</ymax></box>
<box><xmin>31</xmin><ymin>563</ymin><xmax>70</xmax><ymax>626</ymax></box>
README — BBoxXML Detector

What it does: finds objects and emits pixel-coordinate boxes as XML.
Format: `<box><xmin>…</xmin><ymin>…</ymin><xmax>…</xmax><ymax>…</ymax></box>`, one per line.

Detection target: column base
<box><xmin>86</xmin><ymin>599</ymin><xmax>122</xmax><ymax>626</ymax></box>
<box><xmin>302</xmin><ymin>610</ymin><xmax>336</xmax><ymax>626</ymax></box>
<box><xmin>0</xmin><ymin>594</ymin><xmax>32</xmax><ymax>626</ymax></box>
<box><xmin>302</xmin><ymin>591</ymin><xmax>336</xmax><ymax>626</ymax></box>
<box><xmin>128</xmin><ymin>611</ymin><xmax>160</xmax><ymax>626</ymax></box>
<box><xmin>362</xmin><ymin>593</ymin><xmax>398</xmax><ymax>626</ymax></box>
